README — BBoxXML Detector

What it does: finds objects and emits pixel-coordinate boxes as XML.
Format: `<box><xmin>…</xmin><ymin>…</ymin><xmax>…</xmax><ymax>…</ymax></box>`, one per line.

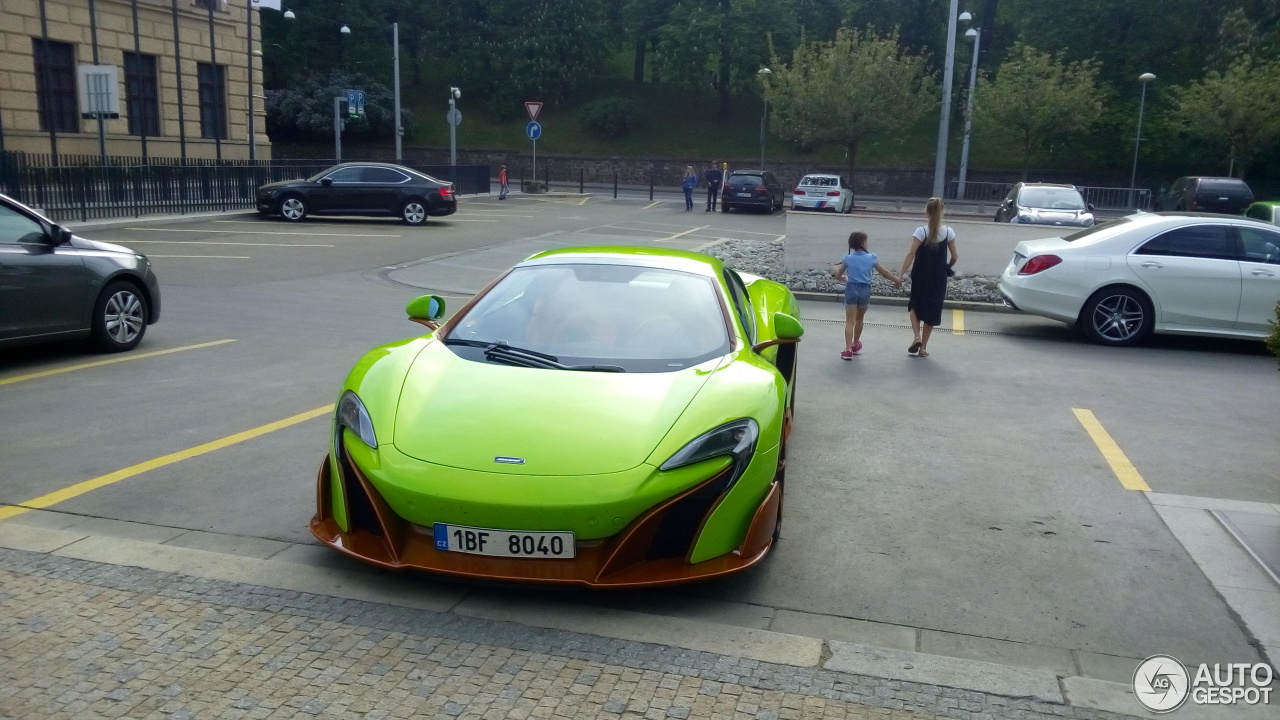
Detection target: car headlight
<box><xmin>336</xmin><ymin>390</ymin><xmax>378</xmax><ymax>449</ymax></box>
<box><xmin>1080</xmin><ymin>214</ymin><xmax>1095</xmax><ymax>226</ymax></box>
<box><xmin>660</xmin><ymin>419</ymin><xmax>758</xmax><ymax>472</ymax></box>
<box><xmin>1017</xmin><ymin>211</ymin><xmax>1034</xmax><ymax>223</ymax></box>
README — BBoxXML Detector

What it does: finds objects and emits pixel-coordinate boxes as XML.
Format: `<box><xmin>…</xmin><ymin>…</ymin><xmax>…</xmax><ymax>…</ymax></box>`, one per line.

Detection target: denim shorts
<box><xmin>843</xmin><ymin>282</ymin><xmax>871</xmax><ymax>308</ymax></box>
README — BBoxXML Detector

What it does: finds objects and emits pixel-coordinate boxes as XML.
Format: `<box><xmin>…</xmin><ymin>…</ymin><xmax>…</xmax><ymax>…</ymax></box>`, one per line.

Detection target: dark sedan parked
<box><xmin>0</xmin><ymin>193</ymin><xmax>160</xmax><ymax>352</ymax></box>
<box><xmin>1155</xmin><ymin>176</ymin><xmax>1254</xmax><ymax>215</ymax></box>
<box><xmin>257</xmin><ymin>163</ymin><xmax>458</xmax><ymax>225</ymax></box>
<box><xmin>721</xmin><ymin>170</ymin><xmax>786</xmax><ymax>213</ymax></box>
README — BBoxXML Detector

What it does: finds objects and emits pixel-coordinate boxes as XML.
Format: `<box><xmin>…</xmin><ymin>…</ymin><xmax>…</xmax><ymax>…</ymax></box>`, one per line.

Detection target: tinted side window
<box><xmin>723</xmin><ymin>270</ymin><xmax>755</xmax><ymax>343</ymax></box>
<box><xmin>325</xmin><ymin>167</ymin><xmax>364</xmax><ymax>183</ymax></box>
<box><xmin>1136</xmin><ymin>225</ymin><xmax>1238</xmax><ymax>260</ymax></box>
<box><xmin>0</xmin><ymin>205</ymin><xmax>47</xmax><ymax>245</ymax></box>
<box><xmin>362</xmin><ymin>167</ymin><xmax>408</xmax><ymax>183</ymax></box>
<box><xmin>1239</xmin><ymin>227</ymin><xmax>1280</xmax><ymax>265</ymax></box>
<box><xmin>1246</xmin><ymin>205</ymin><xmax>1268</xmax><ymax>221</ymax></box>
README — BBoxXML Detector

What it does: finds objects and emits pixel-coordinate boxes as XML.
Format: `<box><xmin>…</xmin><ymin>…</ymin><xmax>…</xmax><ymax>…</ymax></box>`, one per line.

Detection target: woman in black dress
<box><xmin>898</xmin><ymin>198</ymin><xmax>958</xmax><ymax>358</ymax></box>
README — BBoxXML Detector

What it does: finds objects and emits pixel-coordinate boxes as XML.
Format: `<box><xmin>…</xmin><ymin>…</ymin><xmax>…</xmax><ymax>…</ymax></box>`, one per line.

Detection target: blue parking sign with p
<box><xmin>347</xmin><ymin>89</ymin><xmax>365</xmax><ymax>118</ymax></box>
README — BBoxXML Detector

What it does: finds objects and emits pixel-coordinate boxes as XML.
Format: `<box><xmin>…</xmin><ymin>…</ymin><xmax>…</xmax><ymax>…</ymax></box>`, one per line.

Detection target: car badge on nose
<box><xmin>494</xmin><ymin>456</ymin><xmax>525</xmax><ymax>465</ymax></box>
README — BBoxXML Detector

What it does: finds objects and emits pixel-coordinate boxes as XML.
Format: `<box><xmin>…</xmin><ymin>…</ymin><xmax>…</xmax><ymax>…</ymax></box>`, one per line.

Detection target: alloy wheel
<box><xmin>280</xmin><ymin>197</ymin><xmax>306</xmax><ymax>221</ymax></box>
<box><xmin>104</xmin><ymin>290</ymin><xmax>145</xmax><ymax>345</ymax></box>
<box><xmin>1091</xmin><ymin>293</ymin><xmax>1145</xmax><ymax>342</ymax></box>
<box><xmin>403</xmin><ymin>202</ymin><xmax>426</xmax><ymax>225</ymax></box>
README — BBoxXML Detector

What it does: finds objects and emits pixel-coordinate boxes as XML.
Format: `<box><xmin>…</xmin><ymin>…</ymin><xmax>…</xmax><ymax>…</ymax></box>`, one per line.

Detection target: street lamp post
<box><xmin>1129</xmin><ymin>72</ymin><xmax>1156</xmax><ymax>209</ymax></box>
<box><xmin>393</xmin><ymin>22</ymin><xmax>402</xmax><ymax>162</ymax></box>
<box><xmin>957</xmin><ymin>26</ymin><xmax>981</xmax><ymax>201</ymax></box>
<box><xmin>448</xmin><ymin>87</ymin><xmax>461</xmax><ymax>167</ymax></box>
<box><xmin>757</xmin><ymin>68</ymin><xmax>771</xmax><ymax>169</ymax></box>
<box><xmin>931</xmin><ymin>3</ymin><xmax>970</xmax><ymax>198</ymax></box>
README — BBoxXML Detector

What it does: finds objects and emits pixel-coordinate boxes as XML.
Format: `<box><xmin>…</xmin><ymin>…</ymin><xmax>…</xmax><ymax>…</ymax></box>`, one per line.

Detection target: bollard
<box><xmin>649</xmin><ymin>173</ymin><xmax>654</xmax><ymax>202</ymax></box>
<box><xmin>579</xmin><ymin>168</ymin><xmax>584</xmax><ymax>194</ymax></box>
<box><xmin>545</xmin><ymin>165</ymin><xmax>550</xmax><ymax>192</ymax></box>
<box><xmin>614</xmin><ymin>172</ymin><xmax>618</xmax><ymax>199</ymax></box>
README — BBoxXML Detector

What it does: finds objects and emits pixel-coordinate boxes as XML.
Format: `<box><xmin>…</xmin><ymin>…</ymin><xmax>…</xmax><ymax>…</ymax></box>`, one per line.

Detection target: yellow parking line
<box><xmin>125</xmin><ymin>228</ymin><xmax>399</xmax><ymax>238</ymax></box>
<box><xmin>642</xmin><ymin>201</ymin><xmax>661</xmax><ymax>209</ymax></box>
<box><xmin>0</xmin><ymin>339</ymin><xmax>237</xmax><ymax>387</ymax></box>
<box><xmin>1072</xmin><ymin>409</ymin><xmax>1151</xmax><ymax>491</ymax></box>
<box><xmin>952</xmin><ymin>309</ymin><xmax>965</xmax><ymax>335</ymax></box>
<box><xmin>658</xmin><ymin>225</ymin><xmax>709</xmax><ymax>242</ymax></box>
<box><xmin>0</xmin><ymin>404</ymin><xmax>334</xmax><ymax>522</ymax></box>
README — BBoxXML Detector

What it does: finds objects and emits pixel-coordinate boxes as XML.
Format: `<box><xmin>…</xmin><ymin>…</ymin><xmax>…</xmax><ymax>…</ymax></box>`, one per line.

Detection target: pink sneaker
<box><xmin>840</xmin><ymin>349</ymin><xmax>854</xmax><ymax>361</ymax></box>
<box><xmin>851</xmin><ymin>341</ymin><xmax>863</xmax><ymax>355</ymax></box>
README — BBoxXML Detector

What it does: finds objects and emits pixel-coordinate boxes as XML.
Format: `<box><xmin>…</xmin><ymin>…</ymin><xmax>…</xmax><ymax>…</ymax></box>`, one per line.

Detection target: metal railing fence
<box><xmin>0</xmin><ymin>152</ymin><xmax>489</xmax><ymax>222</ymax></box>
<box><xmin>948</xmin><ymin>180</ymin><xmax>1151</xmax><ymax>211</ymax></box>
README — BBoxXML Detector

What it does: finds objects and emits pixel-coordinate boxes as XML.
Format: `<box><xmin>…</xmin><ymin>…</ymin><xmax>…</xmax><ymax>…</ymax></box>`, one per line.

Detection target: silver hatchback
<box><xmin>0</xmin><ymin>194</ymin><xmax>160</xmax><ymax>352</ymax></box>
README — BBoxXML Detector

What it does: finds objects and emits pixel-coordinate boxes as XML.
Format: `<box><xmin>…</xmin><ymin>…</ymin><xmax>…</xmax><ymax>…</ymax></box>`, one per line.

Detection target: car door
<box><xmin>997</xmin><ymin>186</ymin><xmax>1017</xmax><ymax>221</ymax></box>
<box><xmin>310</xmin><ymin>166</ymin><xmax>365</xmax><ymax>212</ymax></box>
<box><xmin>360</xmin><ymin>167</ymin><xmax>411</xmax><ymax>213</ymax></box>
<box><xmin>1234</xmin><ymin>225</ymin><xmax>1280</xmax><ymax>333</ymax></box>
<box><xmin>0</xmin><ymin>203</ymin><xmax>88</xmax><ymax>340</ymax></box>
<box><xmin>1128</xmin><ymin>224</ymin><xmax>1241</xmax><ymax>329</ymax></box>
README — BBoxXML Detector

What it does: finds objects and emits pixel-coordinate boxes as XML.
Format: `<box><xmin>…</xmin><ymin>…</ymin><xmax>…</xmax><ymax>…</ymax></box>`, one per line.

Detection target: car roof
<box><xmin>519</xmin><ymin>246</ymin><xmax>725</xmax><ymax>278</ymax></box>
<box><xmin>1249</xmin><ymin>201</ymin><xmax>1280</xmax><ymax>207</ymax></box>
<box><xmin>1017</xmin><ymin>183</ymin><xmax>1079</xmax><ymax>190</ymax></box>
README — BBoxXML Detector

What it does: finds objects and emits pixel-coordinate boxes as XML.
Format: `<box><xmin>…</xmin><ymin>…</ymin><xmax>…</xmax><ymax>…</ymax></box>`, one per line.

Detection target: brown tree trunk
<box><xmin>847</xmin><ymin>140</ymin><xmax>859</xmax><ymax>210</ymax></box>
<box><xmin>716</xmin><ymin>0</ymin><xmax>732</xmax><ymax>120</ymax></box>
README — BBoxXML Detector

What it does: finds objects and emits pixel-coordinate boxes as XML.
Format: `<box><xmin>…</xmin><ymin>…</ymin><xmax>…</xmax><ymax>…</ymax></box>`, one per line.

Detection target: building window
<box><xmin>197</xmin><ymin>62</ymin><xmax>227</xmax><ymax>139</ymax></box>
<box><xmin>32</xmin><ymin>38</ymin><xmax>78</xmax><ymax>133</ymax></box>
<box><xmin>124</xmin><ymin>52</ymin><xmax>160</xmax><ymax>137</ymax></box>
<box><xmin>192</xmin><ymin>0</ymin><xmax>228</xmax><ymax>11</ymax></box>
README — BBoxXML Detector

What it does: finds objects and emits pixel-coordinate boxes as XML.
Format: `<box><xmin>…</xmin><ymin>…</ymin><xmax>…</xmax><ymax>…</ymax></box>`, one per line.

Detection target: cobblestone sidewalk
<box><xmin>0</xmin><ymin>548</ymin><xmax>1127</xmax><ymax>720</ymax></box>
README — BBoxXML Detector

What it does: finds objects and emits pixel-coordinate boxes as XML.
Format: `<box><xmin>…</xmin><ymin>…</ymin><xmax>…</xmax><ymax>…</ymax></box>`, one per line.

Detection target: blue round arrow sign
<box><xmin>526</xmin><ymin>121</ymin><xmax>542</xmax><ymax>140</ymax></box>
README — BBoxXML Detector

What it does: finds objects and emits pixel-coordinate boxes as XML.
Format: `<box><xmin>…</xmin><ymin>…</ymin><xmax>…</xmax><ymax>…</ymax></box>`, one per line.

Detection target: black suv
<box><xmin>721</xmin><ymin>170</ymin><xmax>786</xmax><ymax>213</ymax></box>
<box><xmin>1155</xmin><ymin>177</ymin><xmax>1254</xmax><ymax>215</ymax></box>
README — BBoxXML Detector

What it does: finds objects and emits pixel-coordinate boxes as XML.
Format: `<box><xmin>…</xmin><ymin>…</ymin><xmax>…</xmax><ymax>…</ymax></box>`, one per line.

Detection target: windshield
<box><xmin>1198</xmin><ymin>179</ymin><xmax>1250</xmax><ymax>195</ymax></box>
<box><xmin>1018</xmin><ymin>187</ymin><xmax>1086</xmax><ymax>210</ymax></box>
<box><xmin>727</xmin><ymin>175</ymin><xmax>763</xmax><ymax>186</ymax></box>
<box><xmin>799</xmin><ymin>176</ymin><xmax>838</xmax><ymax>187</ymax></box>
<box><xmin>305</xmin><ymin>166</ymin><xmax>340</xmax><ymax>182</ymax></box>
<box><xmin>1063</xmin><ymin>216</ymin><xmax>1132</xmax><ymax>242</ymax></box>
<box><xmin>444</xmin><ymin>263</ymin><xmax>731</xmax><ymax>373</ymax></box>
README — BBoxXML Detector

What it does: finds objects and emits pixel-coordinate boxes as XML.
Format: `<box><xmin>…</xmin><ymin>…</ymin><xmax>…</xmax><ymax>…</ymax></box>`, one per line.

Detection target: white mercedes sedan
<box><xmin>998</xmin><ymin>213</ymin><xmax>1280</xmax><ymax>346</ymax></box>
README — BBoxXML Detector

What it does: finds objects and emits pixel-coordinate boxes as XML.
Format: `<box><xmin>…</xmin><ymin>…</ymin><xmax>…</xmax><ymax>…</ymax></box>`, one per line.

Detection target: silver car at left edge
<box><xmin>0</xmin><ymin>193</ymin><xmax>160</xmax><ymax>352</ymax></box>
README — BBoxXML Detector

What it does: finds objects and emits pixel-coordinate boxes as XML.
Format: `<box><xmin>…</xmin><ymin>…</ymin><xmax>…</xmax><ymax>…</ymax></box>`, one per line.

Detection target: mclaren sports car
<box><xmin>311</xmin><ymin>246</ymin><xmax>803</xmax><ymax>587</ymax></box>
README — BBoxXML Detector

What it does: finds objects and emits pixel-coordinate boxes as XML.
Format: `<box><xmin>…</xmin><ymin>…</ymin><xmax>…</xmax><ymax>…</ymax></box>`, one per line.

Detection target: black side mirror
<box><xmin>1087</xmin><ymin>203</ymin><xmax>1095</xmax><ymax>212</ymax></box>
<box><xmin>50</xmin><ymin>225</ymin><xmax>72</xmax><ymax>245</ymax></box>
<box><xmin>320</xmin><ymin>178</ymin><xmax>333</xmax><ymax>187</ymax></box>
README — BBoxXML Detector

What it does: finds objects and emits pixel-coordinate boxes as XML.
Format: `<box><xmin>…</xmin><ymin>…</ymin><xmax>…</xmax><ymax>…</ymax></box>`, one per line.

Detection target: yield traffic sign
<box><xmin>524</xmin><ymin>101</ymin><xmax>543</xmax><ymax>121</ymax></box>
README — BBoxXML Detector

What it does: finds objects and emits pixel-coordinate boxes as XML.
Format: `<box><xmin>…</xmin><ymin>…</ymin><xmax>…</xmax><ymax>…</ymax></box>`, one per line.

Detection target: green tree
<box><xmin>1170</xmin><ymin>56</ymin><xmax>1280</xmax><ymax>177</ymax></box>
<box><xmin>765</xmin><ymin>27</ymin><xmax>937</xmax><ymax>203</ymax></box>
<box><xmin>973</xmin><ymin>43</ymin><xmax>1104</xmax><ymax>178</ymax></box>
<box><xmin>265</xmin><ymin>70</ymin><xmax>409</xmax><ymax>143</ymax></box>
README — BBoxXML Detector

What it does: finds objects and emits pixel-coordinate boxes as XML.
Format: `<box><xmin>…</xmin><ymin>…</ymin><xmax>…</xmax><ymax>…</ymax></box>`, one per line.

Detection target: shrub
<box><xmin>522</xmin><ymin>180</ymin><xmax>546</xmax><ymax>194</ymax></box>
<box><xmin>1266</xmin><ymin>300</ymin><xmax>1280</xmax><ymax>368</ymax></box>
<box><xmin>580</xmin><ymin>97</ymin><xmax>638</xmax><ymax>140</ymax></box>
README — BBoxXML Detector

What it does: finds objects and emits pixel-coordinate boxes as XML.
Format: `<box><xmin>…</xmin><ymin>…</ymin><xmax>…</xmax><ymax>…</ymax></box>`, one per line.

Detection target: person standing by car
<box><xmin>898</xmin><ymin>198</ymin><xmax>958</xmax><ymax>358</ymax></box>
<box><xmin>498</xmin><ymin>165</ymin><xmax>509</xmax><ymax>200</ymax></box>
<box><xmin>705</xmin><ymin>162</ymin><xmax>724</xmax><ymax>212</ymax></box>
<box><xmin>835</xmin><ymin>231</ymin><xmax>901</xmax><ymax>359</ymax></box>
<box><xmin>682</xmin><ymin>166</ymin><xmax>698</xmax><ymax>211</ymax></box>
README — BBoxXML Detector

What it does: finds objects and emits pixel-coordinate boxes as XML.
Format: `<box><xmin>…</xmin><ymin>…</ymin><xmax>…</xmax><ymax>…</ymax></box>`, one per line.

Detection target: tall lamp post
<box><xmin>757</xmin><ymin>67</ymin><xmax>771</xmax><ymax>169</ymax></box>
<box><xmin>1129</xmin><ymin>72</ymin><xmax>1156</xmax><ymax>209</ymax></box>
<box><xmin>448</xmin><ymin>87</ymin><xmax>461</xmax><ymax>167</ymax></box>
<box><xmin>957</xmin><ymin>26</ymin><xmax>981</xmax><ymax>201</ymax></box>
<box><xmin>393</xmin><ymin>22</ymin><xmax>402</xmax><ymax>162</ymax></box>
<box><xmin>931</xmin><ymin>4</ymin><xmax>971</xmax><ymax>198</ymax></box>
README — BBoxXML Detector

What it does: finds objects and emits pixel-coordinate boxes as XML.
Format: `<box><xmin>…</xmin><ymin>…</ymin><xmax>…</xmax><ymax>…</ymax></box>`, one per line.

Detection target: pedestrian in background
<box><xmin>897</xmin><ymin>198</ymin><xmax>958</xmax><ymax>358</ymax></box>
<box><xmin>682</xmin><ymin>166</ymin><xmax>698</xmax><ymax>211</ymax></box>
<box><xmin>834</xmin><ymin>231</ymin><xmax>901</xmax><ymax>360</ymax></box>
<box><xmin>498</xmin><ymin>165</ymin><xmax>509</xmax><ymax>200</ymax></box>
<box><xmin>705</xmin><ymin>162</ymin><xmax>723</xmax><ymax>212</ymax></box>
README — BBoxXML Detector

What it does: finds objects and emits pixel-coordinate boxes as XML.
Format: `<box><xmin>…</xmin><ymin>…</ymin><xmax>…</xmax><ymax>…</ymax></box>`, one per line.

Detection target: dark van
<box><xmin>1156</xmin><ymin>177</ymin><xmax>1254</xmax><ymax>215</ymax></box>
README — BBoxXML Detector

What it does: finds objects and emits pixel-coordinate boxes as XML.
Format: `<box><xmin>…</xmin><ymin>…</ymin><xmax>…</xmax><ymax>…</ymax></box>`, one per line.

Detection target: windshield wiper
<box><xmin>483</xmin><ymin>342</ymin><xmax>566</xmax><ymax>370</ymax></box>
<box><xmin>441</xmin><ymin>338</ymin><xmax>492</xmax><ymax>347</ymax></box>
<box><xmin>566</xmin><ymin>364</ymin><xmax>626</xmax><ymax>372</ymax></box>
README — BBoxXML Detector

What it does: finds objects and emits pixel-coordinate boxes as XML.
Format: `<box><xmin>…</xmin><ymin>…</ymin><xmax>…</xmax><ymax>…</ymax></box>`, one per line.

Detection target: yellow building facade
<box><xmin>1</xmin><ymin>0</ymin><xmax>270</xmax><ymax>162</ymax></box>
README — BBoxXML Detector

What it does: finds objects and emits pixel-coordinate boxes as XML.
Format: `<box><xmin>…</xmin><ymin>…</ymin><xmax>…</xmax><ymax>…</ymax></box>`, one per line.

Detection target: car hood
<box><xmin>393</xmin><ymin>341</ymin><xmax>720</xmax><ymax>475</ymax></box>
<box><xmin>70</xmin><ymin>235</ymin><xmax>138</xmax><ymax>255</ymax></box>
<box><xmin>259</xmin><ymin>179</ymin><xmax>308</xmax><ymax>192</ymax></box>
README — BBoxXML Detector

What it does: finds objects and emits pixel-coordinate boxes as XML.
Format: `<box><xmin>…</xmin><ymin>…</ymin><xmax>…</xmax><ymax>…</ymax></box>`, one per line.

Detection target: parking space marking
<box><xmin>1072</xmin><ymin>409</ymin><xmax>1151</xmax><ymax>492</ymax></box>
<box><xmin>0</xmin><ymin>339</ymin><xmax>237</xmax><ymax>387</ymax></box>
<box><xmin>149</xmin><ymin>255</ymin><xmax>251</xmax><ymax>259</ymax></box>
<box><xmin>642</xmin><ymin>201</ymin><xmax>661</xmax><ymax>209</ymax></box>
<box><xmin>125</xmin><ymin>228</ymin><xmax>400</xmax><ymax>238</ymax></box>
<box><xmin>125</xmin><ymin>240</ymin><xmax>334</xmax><ymax>248</ymax></box>
<box><xmin>658</xmin><ymin>226</ymin><xmax>710</xmax><ymax>242</ymax></box>
<box><xmin>0</xmin><ymin>404</ymin><xmax>334</xmax><ymax>522</ymax></box>
<box><xmin>952</xmin><ymin>309</ymin><xmax>965</xmax><ymax>335</ymax></box>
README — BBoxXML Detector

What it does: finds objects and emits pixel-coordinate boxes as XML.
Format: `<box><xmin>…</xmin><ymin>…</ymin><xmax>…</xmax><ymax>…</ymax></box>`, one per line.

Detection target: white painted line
<box><xmin>125</xmin><ymin>227</ymin><xmax>400</xmax><ymax>238</ymax></box>
<box><xmin>825</xmin><ymin>641</ymin><xmax>1064</xmax><ymax>703</ymax></box>
<box><xmin>148</xmin><ymin>254</ymin><xmax>251</xmax><ymax>259</ymax></box>
<box><xmin>123</xmin><ymin>240</ymin><xmax>333</xmax><ymax>247</ymax></box>
<box><xmin>438</xmin><ymin>218</ymin><xmax>498</xmax><ymax>222</ymax></box>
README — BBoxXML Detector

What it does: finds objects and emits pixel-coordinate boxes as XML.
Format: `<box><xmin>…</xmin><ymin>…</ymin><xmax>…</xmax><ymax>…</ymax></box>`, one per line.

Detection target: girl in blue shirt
<box><xmin>682</xmin><ymin>166</ymin><xmax>698</xmax><ymax>211</ymax></box>
<box><xmin>834</xmin><ymin>231</ymin><xmax>901</xmax><ymax>359</ymax></box>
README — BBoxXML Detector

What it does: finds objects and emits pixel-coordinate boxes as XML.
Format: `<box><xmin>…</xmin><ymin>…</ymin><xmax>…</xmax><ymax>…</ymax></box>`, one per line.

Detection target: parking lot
<box><xmin>2</xmin><ymin>195</ymin><xmax>1277</xmax><ymax>714</ymax></box>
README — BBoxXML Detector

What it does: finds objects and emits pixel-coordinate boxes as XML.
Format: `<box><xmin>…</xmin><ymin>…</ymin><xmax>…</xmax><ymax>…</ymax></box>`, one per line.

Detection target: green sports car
<box><xmin>311</xmin><ymin>246</ymin><xmax>803</xmax><ymax>587</ymax></box>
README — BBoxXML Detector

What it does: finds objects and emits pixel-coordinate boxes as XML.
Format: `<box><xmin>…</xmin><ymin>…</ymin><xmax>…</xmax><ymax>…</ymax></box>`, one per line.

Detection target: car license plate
<box><xmin>738</xmin><ymin>192</ymin><xmax>753</xmax><ymax>197</ymax></box>
<box><xmin>433</xmin><ymin>523</ymin><xmax>575</xmax><ymax>558</ymax></box>
<box><xmin>808</xmin><ymin>192</ymin><xmax>825</xmax><ymax>197</ymax></box>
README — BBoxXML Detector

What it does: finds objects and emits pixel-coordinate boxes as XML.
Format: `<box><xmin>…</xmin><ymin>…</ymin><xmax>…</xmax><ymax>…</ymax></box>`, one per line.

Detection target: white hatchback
<box><xmin>791</xmin><ymin>174</ymin><xmax>852</xmax><ymax>213</ymax></box>
<box><xmin>998</xmin><ymin>213</ymin><xmax>1280</xmax><ymax>345</ymax></box>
